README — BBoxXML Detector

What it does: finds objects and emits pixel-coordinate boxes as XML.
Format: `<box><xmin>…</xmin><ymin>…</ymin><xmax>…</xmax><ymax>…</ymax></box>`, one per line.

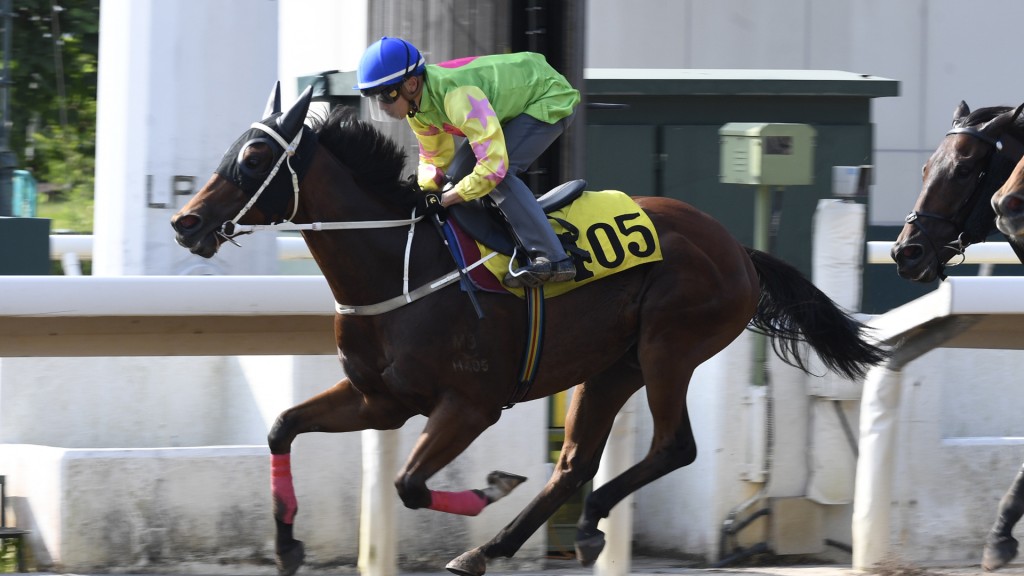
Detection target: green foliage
<box><xmin>4</xmin><ymin>0</ymin><xmax>99</xmax><ymax>231</ymax></box>
<box><xmin>33</xmin><ymin>97</ymin><xmax>94</xmax><ymax>231</ymax></box>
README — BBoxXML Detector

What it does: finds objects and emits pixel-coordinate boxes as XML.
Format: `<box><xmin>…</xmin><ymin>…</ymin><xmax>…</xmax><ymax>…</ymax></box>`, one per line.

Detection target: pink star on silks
<box><xmin>466</xmin><ymin>95</ymin><xmax>496</xmax><ymax>130</ymax></box>
<box><xmin>471</xmin><ymin>139</ymin><xmax>507</xmax><ymax>182</ymax></box>
<box><xmin>417</xmin><ymin>125</ymin><xmax>442</xmax><ymax>136</ymax></box>
<box><xmin>419</xmin><ymin>142</ymin><xmax>442</xmax><ymax>160</ymax></box>
<box><xmin>471</xmin><ymin>139</ymin><xmax>491</xmax><ymax>160</ymax></box>
<box><xmin>484</xmin><ymin>159</ymin><xmax>507</xmax><ymax>183</ymax></box>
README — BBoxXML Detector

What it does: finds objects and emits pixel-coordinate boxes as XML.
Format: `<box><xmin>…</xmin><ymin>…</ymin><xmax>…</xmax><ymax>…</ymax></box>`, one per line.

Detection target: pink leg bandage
<box><xmin>428</xmin><ymin>490</ymin><xmax>488</xmax><ymax>516</ymax></box>
<box><xmin>271</xmin><ymin>453</ymin><xmax>298</xmax><ymax>524</ymax></box>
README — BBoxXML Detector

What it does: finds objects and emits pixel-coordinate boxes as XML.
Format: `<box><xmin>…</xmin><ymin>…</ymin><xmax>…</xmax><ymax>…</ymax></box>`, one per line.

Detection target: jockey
<box><xmin>356</xmin><ymin>36</ymin><xmax>580</xmax><ymax>289</ymax></box>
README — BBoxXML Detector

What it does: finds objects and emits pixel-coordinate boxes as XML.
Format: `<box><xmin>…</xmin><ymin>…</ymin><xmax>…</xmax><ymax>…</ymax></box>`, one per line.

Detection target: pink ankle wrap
<box><xmin>271</xmin><ymin>453</ymin><xmax>298</xmax><ymax>524</ymax></box>
<box><xmin>428</xmin><ymin>490</ymin><xmax>488</xmax><ymax>516</ymax></box>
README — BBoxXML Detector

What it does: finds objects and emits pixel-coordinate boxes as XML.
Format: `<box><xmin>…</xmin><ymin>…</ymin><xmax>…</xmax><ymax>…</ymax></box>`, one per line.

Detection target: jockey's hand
<box><xmin>422</xmin><ymin>192</ymin><xmax>447</xmax><ymax>223</ymax></box>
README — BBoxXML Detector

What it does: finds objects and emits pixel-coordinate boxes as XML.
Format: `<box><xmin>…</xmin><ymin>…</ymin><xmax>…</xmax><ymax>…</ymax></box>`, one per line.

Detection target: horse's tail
<box><xmin>745</xmin><ymin>247</ymin><xmax>890</xmax><ymax>380</ymax></box>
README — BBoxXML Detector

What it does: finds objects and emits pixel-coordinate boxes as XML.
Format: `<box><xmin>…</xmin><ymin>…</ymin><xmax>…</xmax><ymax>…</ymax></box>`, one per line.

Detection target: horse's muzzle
<box><xmin>891</xmin><ymin>241</ymin><xmax>939</xmax><ymax>283</ymax></box>
<box><xmin>994</xmin><ymin>191</ymin><xmax>1024</xmax><ymax>237</ymax></box>
<box><xmin>170</xmin><ymin>212</ymin><xmax>221</xmax><ymax>258</ymax></box>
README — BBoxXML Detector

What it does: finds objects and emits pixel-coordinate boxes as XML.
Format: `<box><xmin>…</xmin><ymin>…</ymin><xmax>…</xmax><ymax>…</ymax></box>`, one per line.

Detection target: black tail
<box><xmin>745</xmin><ymin>247</ymin><xmax>890</xmax><ymax>380</ymax></box>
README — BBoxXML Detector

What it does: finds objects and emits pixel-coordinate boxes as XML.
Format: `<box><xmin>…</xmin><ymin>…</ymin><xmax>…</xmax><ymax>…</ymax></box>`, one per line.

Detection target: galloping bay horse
<box><xmin>891</xmin><ymin>100</ymin><xmax>1024</xmax><ymax>571</ymax></box>
<box><xmin>171</xmin><ymin>84</ymin><xmax>887</xmax><ymax>576</ymax></box>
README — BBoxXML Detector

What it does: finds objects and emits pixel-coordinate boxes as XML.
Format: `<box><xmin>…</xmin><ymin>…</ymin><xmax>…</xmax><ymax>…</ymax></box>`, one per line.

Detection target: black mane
<box><xmin>956</xmin><ymin>105</ymin><xmax>1024</xmax><ymax>136</ymax></box>
<box><xmin>308</xmin><ymin>105</ymin><xmax>419</xmax><ymax>205</ymax></box>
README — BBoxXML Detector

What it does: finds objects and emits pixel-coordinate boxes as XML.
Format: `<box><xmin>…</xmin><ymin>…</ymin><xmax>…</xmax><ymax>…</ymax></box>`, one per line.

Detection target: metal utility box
<box><xmin>719</xmin><ymin>122</ymin><xmax>816</xmax><ymax>186</ymax></box>
<box><xmin>0</xmin><ymin>217</ymin><xmax>50</xmax><ymax>274</ymax></box>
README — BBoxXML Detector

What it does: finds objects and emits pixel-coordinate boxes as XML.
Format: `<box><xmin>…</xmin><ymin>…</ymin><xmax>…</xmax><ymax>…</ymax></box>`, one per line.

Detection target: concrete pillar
<box><xmin>94</xmin><ymin>0</ymin><xmax>279</xmax><ymax>276</ymax></box>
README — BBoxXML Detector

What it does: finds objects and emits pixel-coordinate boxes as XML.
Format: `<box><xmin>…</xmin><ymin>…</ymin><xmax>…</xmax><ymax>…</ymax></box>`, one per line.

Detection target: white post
<box><xmin>94</xmin><ymin>0</ymin><xmax>279</xmax><ymax>276</ymax></box>
<box><xmin>811</xmin><ymin>199</ymin><xmax>865</xmax><ymax>311</ymax></box>
<box><xmin>852</xmin><ymin>366</ymin><xmax>902</xmax><ymax>570</ymax></box>
<box><xmin>359</xmin><ymin>429</ymin><xmax>399</xmax><ymax>576</ymax></box>
<box><xmin>594</xmin><ymin>393</ymin><xmax>637</xmax><ymax>576</ymax></box>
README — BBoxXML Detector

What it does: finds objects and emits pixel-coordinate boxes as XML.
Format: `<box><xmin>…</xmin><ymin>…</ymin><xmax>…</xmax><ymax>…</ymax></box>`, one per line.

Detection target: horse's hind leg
<box><xmin>983</xmin><ymin>463</ymin><xmax>1024</xmax><ymax>571</ymax></box>
<box><xmin>446</xmin><ymin>364</ymin><xmax>642</xmax><ymax>576</ymax></box>
<box><xmin>573</xmin><ymin>356</ymin><xmax>698</xmax><ymax>566</ymax></box>
<box><xmin>267</xmin><ymin>378</ymin><xmax>413</xmax><ymax>576</ymax></box>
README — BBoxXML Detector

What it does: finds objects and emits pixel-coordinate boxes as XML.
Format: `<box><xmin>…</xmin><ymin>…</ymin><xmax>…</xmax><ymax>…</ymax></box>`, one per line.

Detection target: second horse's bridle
<box><xmin>903</xmin><ymin>126</ymin><xmax>1009</xmax><ymax>279</ymax></box>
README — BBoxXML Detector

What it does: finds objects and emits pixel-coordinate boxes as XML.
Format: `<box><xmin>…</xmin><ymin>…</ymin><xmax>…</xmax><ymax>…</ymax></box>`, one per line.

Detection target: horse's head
<box><xmin>171</xmin><ymin>82</ymin><xmax>316</xmax><ymax>258</ymax></box>
<box><xmin>891</xmin><ymin>101</ymin><xmax>1024</xmax><ymax>282</ymax></box>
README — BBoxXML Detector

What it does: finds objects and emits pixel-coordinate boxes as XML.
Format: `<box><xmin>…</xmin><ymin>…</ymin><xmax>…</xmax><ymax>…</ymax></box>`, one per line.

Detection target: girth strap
<box><xmin>504</xmin><ymin>285</ymin><xmax>545</xmax><ymax>409</ymax></box>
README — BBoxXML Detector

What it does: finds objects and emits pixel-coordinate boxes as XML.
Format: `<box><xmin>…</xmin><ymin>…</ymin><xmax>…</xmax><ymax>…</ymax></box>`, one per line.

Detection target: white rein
<box><xmin>219</xmin><ymin>121</ymin><xmax>495</xmax><ymax>316</ymax></box>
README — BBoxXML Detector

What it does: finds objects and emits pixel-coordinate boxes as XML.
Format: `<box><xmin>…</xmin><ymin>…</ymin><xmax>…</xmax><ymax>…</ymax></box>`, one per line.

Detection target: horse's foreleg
<box><xmin>394</xmin><ymin>397</ymin><xmax>501</xmax><ymax>513</ymax></box>
<box><xmin>447</xmin><ymin>371</ymin><xmax>640</xmax><ymax>576</ymax></box>
<box><xmin>267</xmin><ymin>378</ymin><xmax>412</xmax><ymax>576</ymax></box>
<box><xmin>984</xmin><ymin>463</ymin><xmax>1024</xmax><ymax>571</ymax></box>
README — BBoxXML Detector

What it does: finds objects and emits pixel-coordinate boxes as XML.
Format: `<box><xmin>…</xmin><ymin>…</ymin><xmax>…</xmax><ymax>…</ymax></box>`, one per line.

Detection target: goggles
<box><xmin>362</xmin><ymin>83</ymin><xmax>402</xmax><ymax>105</ymax></box>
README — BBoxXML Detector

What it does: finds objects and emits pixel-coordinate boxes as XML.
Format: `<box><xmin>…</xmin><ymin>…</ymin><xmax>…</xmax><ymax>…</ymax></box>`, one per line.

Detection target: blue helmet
<box><xmin>356</xmin><ymin>37</ymin><xmax>426</xmax><ymax>94</ymax></box>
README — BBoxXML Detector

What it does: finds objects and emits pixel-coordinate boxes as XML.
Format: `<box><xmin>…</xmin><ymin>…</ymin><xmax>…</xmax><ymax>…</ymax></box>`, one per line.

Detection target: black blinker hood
<box><xmin>214</xmin><ymin>84</ymin><xmax>317</xmax><ymax>222</ymax></box>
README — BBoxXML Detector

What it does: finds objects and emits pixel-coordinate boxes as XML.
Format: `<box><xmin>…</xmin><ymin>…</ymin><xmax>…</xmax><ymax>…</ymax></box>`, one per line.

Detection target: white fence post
<box><xmin>595</xmin><ymin>393</ymin><xmax>638</xmax><ymax>576</ymax></box>
<box><xmin>359</xmin><ymin>429</ymin><xmax>399</xmax><ymax>576</ymax></box>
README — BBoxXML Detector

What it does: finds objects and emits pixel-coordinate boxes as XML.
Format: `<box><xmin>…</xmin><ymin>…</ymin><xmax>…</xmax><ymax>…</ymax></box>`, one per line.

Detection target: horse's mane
<box><xmin>954</xmin><ymin>105</ymin><xmax>1024</xmax><ymax>137</ymax></box>
<box><xmin>308</xmin><ymin>105</ymin><xmax>419</xmax><ymax>205</ymax></box>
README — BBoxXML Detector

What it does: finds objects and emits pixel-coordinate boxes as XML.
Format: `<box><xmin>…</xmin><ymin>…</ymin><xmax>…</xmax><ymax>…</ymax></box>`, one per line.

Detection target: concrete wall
<box><xmin>886</xmin><ymin>348</ymin><xmax>1024</xmax><ymax>565</ymax></box>
<box><xmin>0</xmin><ymin>384</ymin><xmax>548</xmax><ymax>572</ymax></box>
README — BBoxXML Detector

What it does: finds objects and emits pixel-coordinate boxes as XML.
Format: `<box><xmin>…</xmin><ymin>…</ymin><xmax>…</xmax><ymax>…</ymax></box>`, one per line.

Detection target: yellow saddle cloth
<box><xmin>477</xmin><ymin>190</ymin><xmax>663</xmax><ymax>298</ymax></box>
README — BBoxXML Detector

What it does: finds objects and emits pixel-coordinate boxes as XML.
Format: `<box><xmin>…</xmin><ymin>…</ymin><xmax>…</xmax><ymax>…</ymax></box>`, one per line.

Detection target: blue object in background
<box><xmin>11</xmin><ymin>169</ymin><xmax>37</xmax><ymax>217</ymax></box>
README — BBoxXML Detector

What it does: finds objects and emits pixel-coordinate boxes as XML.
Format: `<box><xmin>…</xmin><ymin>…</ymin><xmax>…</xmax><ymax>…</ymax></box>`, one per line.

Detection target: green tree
<box><xmin>5</xmin><ymin>0</ymin><xmax>99</xmax><ymax>223</ymax></box>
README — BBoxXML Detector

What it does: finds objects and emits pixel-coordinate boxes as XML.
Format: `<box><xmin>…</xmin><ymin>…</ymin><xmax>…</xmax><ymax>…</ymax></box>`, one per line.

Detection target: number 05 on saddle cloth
<box><xmin>453</xmin><ymin>190</ymin><xmax>664</xmax><ymax>298</ymax></box>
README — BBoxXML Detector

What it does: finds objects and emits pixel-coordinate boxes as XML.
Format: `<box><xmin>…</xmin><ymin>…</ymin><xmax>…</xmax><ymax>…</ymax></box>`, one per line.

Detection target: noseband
<box><xmin>903</xmin><ymin>126</ymin><xmax>1006</xmax><ymax>278</ymax></box>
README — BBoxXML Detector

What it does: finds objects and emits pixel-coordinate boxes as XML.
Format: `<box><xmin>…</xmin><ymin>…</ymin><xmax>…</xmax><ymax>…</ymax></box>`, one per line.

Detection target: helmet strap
<box><xmin>405</xmin><ymin>76</ymin><xmax>422</xmax><ymax>118</ymax></box>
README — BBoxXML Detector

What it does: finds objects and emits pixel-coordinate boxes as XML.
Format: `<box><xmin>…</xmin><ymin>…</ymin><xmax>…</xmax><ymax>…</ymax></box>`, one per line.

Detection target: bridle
<box><xmin>902</xmin><ymin>126</ymin><xmax>1008</xmax><ymax>278</ymax></box>
<box><xmin>213</xmin><ymin>116</ymin><xmax>495</xmax><ymax>315</ymax></box>
<box><xmin>218</xmin><ymin>120</ymin><xmax>423</xmax><ymax>241</ymax></box>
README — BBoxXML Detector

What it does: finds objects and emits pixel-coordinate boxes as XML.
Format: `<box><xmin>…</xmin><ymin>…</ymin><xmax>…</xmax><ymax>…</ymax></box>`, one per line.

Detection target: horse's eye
<box><xmin>952</xmin><ymin>164</ymin><xmax>973</xmax><ymax>180</ymax></box>
<box><xmin>240</xmin><ymin>144</ymin><xmax>271</xmax><ymax>174</ymax></box>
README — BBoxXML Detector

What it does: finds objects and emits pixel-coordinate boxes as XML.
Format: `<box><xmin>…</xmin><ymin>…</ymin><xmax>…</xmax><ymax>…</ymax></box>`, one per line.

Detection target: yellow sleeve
<box><xmin>409</xmin><ymin>116</ymin><xmax>455</xmax><ymax>192</ymax></box>
<box><xmin>442</xmin><ymin>86</ymin><xmax>509</xmax><ymax>202</ymax></box>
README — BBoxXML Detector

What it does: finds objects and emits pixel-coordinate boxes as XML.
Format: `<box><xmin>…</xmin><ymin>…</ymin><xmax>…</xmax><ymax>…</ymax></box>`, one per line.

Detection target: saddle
<box><xmin>448</xmin><ymin>179</ymin><xmax>587</xmax><ymax>256</ymax></box>
<box><xmin>442</xmin><ymin>182</ymin><xmax>664</xmax><ymax>299</ymax></box>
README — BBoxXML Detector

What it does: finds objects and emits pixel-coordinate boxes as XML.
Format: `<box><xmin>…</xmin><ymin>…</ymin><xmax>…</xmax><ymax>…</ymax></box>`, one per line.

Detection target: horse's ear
<box><xmin>277</xmin><ymin>85</ymin><xmax>314</xmax><ymax>139</ymax></box>
<box><xmin>954</xmin><ymin>101</ymin><xmax>970</xmax><ymax>124</ymax></box>
<box><xmin>264</xmin><ymin>81</ymin><xmax>282</xmax><ymax>118</ymax></box>
<box><xmin>1012</xmin><ymin>103</ymin><xmax>1024</xmax><ymax>124</ymax></box>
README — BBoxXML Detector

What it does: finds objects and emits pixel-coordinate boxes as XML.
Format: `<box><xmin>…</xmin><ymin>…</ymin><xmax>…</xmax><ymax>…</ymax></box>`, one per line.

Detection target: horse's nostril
<box><xmin>173</xmin><ymin>213</ymin><xmax>201</xmax><ymax>232</ymax></box>
<box><xmin>895</xmin><ymin>244</ymin><xmax>922</xmax><ymax>261</ymax></box>
<box><xmin>1005</xmin><ymin>195</ymin><xmax>1024</xmax><ymax>214</ymax></box>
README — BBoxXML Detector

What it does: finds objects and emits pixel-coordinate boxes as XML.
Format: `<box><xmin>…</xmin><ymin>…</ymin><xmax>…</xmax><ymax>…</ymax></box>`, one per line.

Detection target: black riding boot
<box><xmin>490</xmin><ymin>180</ymin><xmax>575</xmax><ymax>288</ymax></box>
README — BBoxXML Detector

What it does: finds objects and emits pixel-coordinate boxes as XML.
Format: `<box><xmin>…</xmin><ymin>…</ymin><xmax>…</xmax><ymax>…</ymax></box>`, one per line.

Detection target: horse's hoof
<box><xmin>483</xmin><ymin>470</ymin><xmax>528</xmax><ymax>501</ymax></box>
<box><xmin>983</xmin><ymin>535</ymin><xmax>1019</xmax><ymax>571</ymax></box>
<box><xmin>276</xmin><ymin>539</ymin><xmax>306</xmax><ymax>576</ymax></box>
<box><xmin>446</xmin><ymin>549</ymin><xmax>487</xmax><ymax>576</ymax></box>
<box><xmin>574</xmin><ymin>530</ymin><xmax>606</xmax><ymax>567</ymax></box>
<box><xmin>487</xmin><ymin>470</ymin><xmax>528</xmax><ymax>489</ymax></box>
